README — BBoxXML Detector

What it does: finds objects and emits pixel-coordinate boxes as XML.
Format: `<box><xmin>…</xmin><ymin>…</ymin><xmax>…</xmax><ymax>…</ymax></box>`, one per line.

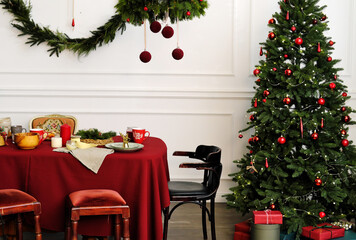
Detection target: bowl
<box><xmin>15</xmin><ymin>132</ymin><xmax>40</xmax><ymax>150</ymax></box>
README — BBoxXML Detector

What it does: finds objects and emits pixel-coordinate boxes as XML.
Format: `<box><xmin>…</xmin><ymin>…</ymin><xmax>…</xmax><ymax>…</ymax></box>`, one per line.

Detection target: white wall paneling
<box><xmin>1</xmin><ymin>0</ymin><xmax>355</xmax><ymax>202</ymax></box>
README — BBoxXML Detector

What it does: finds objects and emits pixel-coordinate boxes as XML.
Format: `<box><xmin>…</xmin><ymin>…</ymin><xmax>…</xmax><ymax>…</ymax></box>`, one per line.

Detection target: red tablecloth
<box><xmin>0</xmin><ymin>136</ymin><xmax>170</xmax><ymax>240</ymax></box>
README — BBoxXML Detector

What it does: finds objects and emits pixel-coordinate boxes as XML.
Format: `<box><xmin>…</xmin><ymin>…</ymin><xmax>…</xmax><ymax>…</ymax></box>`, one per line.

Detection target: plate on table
<box><xmin>105</xmin><ymin>142</ymin><xmax>144</xmax><ymax>152</ymax></box>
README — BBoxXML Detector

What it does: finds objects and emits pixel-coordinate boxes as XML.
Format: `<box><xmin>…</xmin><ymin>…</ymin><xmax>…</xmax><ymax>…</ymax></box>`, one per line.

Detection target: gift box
<box><xmin>253</xmin><ymin>210</ymin><xmax>283</xmax><ymax>224</ymax></box>
<box><xmin>234</xmin><ymin>231</ymin><xmax>251</xmax><ymax>240</ymax></box>
<box><xmin>301</xmin><ymin>223</ymin><xmax>345</xmax><ymax>240</ymax></box>
<box><xmin>252</xmin><ymin>224</ymin><xmax>280</xmax><ymax>240</ymax></box>
<box><xmin>235</xmin><ymin>219</ymin><xmax>252</xmax><ymax>233</ymax></box>
<box><xmin>280</xmin><ymin>231</ymin><xmax>296</xmax><ymax>240</ymax></box>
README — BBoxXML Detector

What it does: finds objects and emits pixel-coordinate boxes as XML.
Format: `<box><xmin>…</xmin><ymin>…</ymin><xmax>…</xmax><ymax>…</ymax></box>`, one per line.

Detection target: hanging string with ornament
<box><xmin>172</xmin><ymin>18</ymin><xmax>184</xmax><ymax>60</ymax></box>
<box><xmin>139</xmin><ymin>20</ymin><xmax>152</xmax><ymax>63</ymax></box>
<box><xmin>71</xmin><ymin>0</ymin><xmax>75</xmax><ymax>27</ymax></box>
<box><xmin>0</xmin><ymin>0</ymin><xmax>208</xmax><ymax>57</ymax></box>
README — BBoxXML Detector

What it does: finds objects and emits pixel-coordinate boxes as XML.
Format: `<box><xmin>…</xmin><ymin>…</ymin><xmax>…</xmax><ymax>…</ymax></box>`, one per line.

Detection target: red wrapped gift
<box><xmin>253</xmin><ymin>210</ymin><xmax>283</xmax><ymax>224</ymax></box>
<box><xmin>235</xmin><ymin>219</ymin><xmax>252</xmax><ymax>233</ymax></box>
<box><xmin>234</xmin><ymin>231</ymin><xmax>250</xmax><ymax>240</ymax></box>
<box><xmin>301</xmin><ymin>223</ymin><xmax>345</xmax><ymax>240</ymax></box>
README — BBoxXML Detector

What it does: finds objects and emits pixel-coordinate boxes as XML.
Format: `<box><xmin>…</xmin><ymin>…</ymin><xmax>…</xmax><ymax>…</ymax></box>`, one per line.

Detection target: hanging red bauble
<box><xmin>321</xmin><ymin>118</ymin><xmax>324</xmax><ymax>129</ymax></box>
<box><xmin>268</xmin><ymin>18</ymin><xmax>276</xmax><ymax>24</ymax></box>
<box><xmin>268</xmin><ymin>32</ymin><xmax>276</xmax><ymax>40</ymax></box>
<box><xmin>311</xmin><ymin>132</ymin><xmax>318</xmax><ymax>140</ymax></box>
<box><xmin>341</xmin><ymin>129</ymin><xmax>347</xmax><ymax>135</ymax></box>
<box><xmin>342</xmin><ymin>139</ymin><xmax>349</xmax><ymax>147</ymax></box>
<box><xmin>284</xmin><ymin>54</ymin><xmax>289</xmax><ymax>59</ymax></box>
<box><xmin>327</xmin><ymin>56</ymin><xmax>332</xmax><ymax>62</ymax></box>
<box><xmin>286</xmin><ymin>11</ymin><xmax>289</xmax><ymax>20</ymax></box>
<box><xmin>300</xmin><ymin>117</ymin><xmax>304</xmax><ymax>138</ymax></box>
<box><xmin>295</xmin><ymin>37</ymin><xmax>303</xmax><ymax>45</ymax></box>
<box><xmin>262</xmin><ymin>99</ymin><xmax>267</xmax><ymax>103</ymax></box>
<box><xmin>265</xmin><ymin>158</ymin><xmax>269</xmax><ymax>168</ymax></box>
<box><xmin>253</xmin><ymin>69</ymin><xmax>261</xmax><ymax>76</ymax></box>
<box><xmin>172</xmin><ymin>48</ymin><xmax>184</xmax><ymax>60</ymax></box>
<box><xmin>318</xmin><ymin>98</ymin><xmax>325</xmax><ymax>105</ymax></box>
<box><xmin>254</xmin><ymin>98</ymin><xmax>258</xmax><ymax>108</ymax></box>
<box><xmin>317</xmin><ymin>42</ymin><xmax>321</xmax><ymax>53</ymax></box>
<box><xmin>139</xmin><ymin>51</ymin><xmax>152</xmax><ymax>63</ymax></box>
<box><xmin>285</xmin><ymin>69</ymin><xmax>292</xmax><ymax>77</ymax></box>
<box><xmin>249</xmin><ymin>114</ymin><xmax>256</xmax><ymax>121</ymax></box>
<box><xmin>342</xmin><ymin>92</ymin><xmax>347</xmax><ymax>97</ymax></box>
<box><xmin>126</xmin><ymin>18</ymin><xmax>130</xmax><ymax>22</ymax></box>
<box><xmin>186</xmin><ymin>11</ymin><xmax>191</xmax><ymax>16</ymax></box>
<box><xmin>321</xmin><ymin>15</ymin><xmax>327</xmax><ymax>21</ymax></box>
<box><xmin>239</xmin><ymin>134</ymin><xmax>243</xmax><ymax>139</ymax></box>
<box><xmin>150</xmin><ymin>21</ymin><xmax>162</xmax><ymax>33</ymax></box>
<box><xmin>72</xmin><ymin>18</ymin><xmax>75</xmax><ymax>27</ymax></box>
<box><xmin>270</xmin><ymin>204</ymin><xmax>276</xmax><ymax>210</ymax></box>
<box><xmin>162</xmin><ymin>25</ymin><xmax>174</xmax><ymax>38</ymax></box>
<box><xmin>256</xmin><ymin>79</ymin><xmax>261</xmax><ymax>84</ymax></box>
<box><xmin>341</xmin><ymin>106</ymin><xmax>346</xmax><ymax>112</ymax></box>
<box><xmin>263</xmin><ymin>90</ymin><xmax>270</xmax><ymax>97</ymax></box>
<box><xmin>315</xmin><ymin>178</ymin><xmax>322</xmax><ymax>186</ymax></box>
<box><xmin>342</xmin><ymin>115</ymin><xmax>351</xmax><ymax>123</ymax></box>
<box><xmin>260</xmin><ymin>47</ymin><xmax>263</xmax><ymax>56</ymax></box>
<box><xmin>329</xmin><ymin>82</ymin><xmax>336</xmax><ymax>90</ymax></box>
<box><xmin>278</xmin><ymin>136</ymin><xmax>286</xmax><ymax>145</ymax></box>
<box><xmin>253</xmin><ymin>136</ymin><xmax>260</xmax><ymax>142</ymax></box>
<box><xmin>143</xmin><ymin>6</ymin><xmax>148</xmax><ymax>11</ymax></box>
<box><xmin>334</xmin><ymin>75</ymin><xmax>337</xmax><ymax>80</ymax></box>
<box><xmin>283</xmin><ymin>97</ymin><xmax>291</xmax><ymax>105</ymax></box>
<box><xmin>248</xmin><ymin>138</ymin><xmax>254</xmax><ymax>145</ymax></box>
<box><xmin>291</xmin><ymin>26</ymin><xmax>296</xmax><ymax>32</ymax></box>
<box><xmin>329</xmin><ymin>40</ymin><xmax>334</xmax><ymax>46</ymax></box>
<box><xmin>250</xmin><ymin>150</ymin><xmax>253</xmax><ymax>154</ymax></box>
<box><xmin>312</xmin><ymin>19</ymin><xmax>318</xmax><ymax>25</ymax></box>
<box><xmin>319</xmin><ymin>212</ymin><xmax>326</xmax><ymax>218</ymax></box>
<box><xmin>273</xmin><ymin>67</ymin><xmax>277</xmax><ymax>72</ymax></box>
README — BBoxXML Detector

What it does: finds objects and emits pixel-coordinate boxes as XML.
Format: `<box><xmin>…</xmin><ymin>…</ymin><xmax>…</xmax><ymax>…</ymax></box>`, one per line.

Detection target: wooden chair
<box><xmin>0</xmin><ymin>189</ymin><xmax>42</xmax><ymax>240</ymax></box>
<box><xmin>29</xmin><ymin>114</ymin><xmax>78</xmax><ymax>135</ymax></box>
<box><xmin>65</xmin><ymin>189</ymin><xmax>130</xmax><ymax>240</ymax></box>
<box><xmin>163</xmin><ymin>145</ymin><xmax>222</xmax><ymax>240</ymax></box>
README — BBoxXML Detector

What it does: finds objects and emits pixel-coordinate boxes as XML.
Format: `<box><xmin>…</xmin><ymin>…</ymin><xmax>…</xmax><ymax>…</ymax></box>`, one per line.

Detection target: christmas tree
<box><xmin>225</xmin><ymin>0</ymin><xmax>356</xmax><ymax>238</ymax></box>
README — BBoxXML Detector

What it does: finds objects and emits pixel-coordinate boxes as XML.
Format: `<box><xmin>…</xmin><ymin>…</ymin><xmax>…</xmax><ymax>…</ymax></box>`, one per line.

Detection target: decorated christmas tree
<box><xmin>225</xmin><ymin>0</ymin><xmax>356</xmax><ymax>237</ymax></box>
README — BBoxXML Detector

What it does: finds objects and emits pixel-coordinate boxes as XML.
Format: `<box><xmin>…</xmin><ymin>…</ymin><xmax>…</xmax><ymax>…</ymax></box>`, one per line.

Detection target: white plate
<box><xmin>105</xmin><ymin>142</ymin><xmax>144</xmax><ymax>152</ymax></box>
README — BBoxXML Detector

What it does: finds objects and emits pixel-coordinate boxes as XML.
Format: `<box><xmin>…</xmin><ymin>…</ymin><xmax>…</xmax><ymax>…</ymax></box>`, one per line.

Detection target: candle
<box><xmin>51</xmin><ymin>136</ymin><xmax>62</xmax><ymax>148</ymax></box>
<box><xmin>60</xmin><ymin>124</ymin><xmax>71</xmax><ymax>147</ymax></box>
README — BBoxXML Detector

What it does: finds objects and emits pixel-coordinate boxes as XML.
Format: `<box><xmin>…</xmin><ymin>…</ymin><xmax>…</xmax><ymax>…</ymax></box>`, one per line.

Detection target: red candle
<box><xmin>60</xmin><ymin>124</ymin><xmax>71</xmax><ymax>147</ymax></box>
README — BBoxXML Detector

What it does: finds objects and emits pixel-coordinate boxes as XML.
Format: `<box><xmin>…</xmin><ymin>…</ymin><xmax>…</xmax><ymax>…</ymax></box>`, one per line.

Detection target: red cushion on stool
<box><xmin>0</xmin><ymin>189</ymin><xmax>37</xmax><ymax>207</ymax></box>
<box><xmin>69</xmin><ymin>189</ymin><xmax>126</xmax><ymax>207</ymax></box>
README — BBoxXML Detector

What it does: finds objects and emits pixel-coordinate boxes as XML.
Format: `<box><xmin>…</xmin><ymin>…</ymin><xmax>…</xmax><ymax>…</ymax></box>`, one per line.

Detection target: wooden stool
<box><xmin>65</xmin><ymin>189</ymin><xmax>130</xmax><ymax>240</ymax></box>
<box><xmin>0</xmin><ymin>189</ymin><xmax>42</xmax><ymax>240</ymax></box>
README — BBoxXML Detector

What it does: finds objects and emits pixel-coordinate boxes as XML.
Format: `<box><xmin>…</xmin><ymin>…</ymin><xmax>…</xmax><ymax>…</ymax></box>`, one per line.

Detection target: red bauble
<box><xmin>273</xmin><ymin>67</ymin><xmax>277</xmax><ymax>72</ymax></box>
<box><xmin>329</xmin><ymin>82</ymin><xmax>336</xmax><ymax>90</ymax></box>
<box><xmin>250</xmin><ymin>150</ymin><xmax>253</xmax><ymax>154</ymax></box>
<box><xmin>283</xmin><ymin>97</ymin><xmax>291</xmax><ymax>105</ymax></box>
<box><xmin>315</xmin><ymin>178</ymin><xmax>322</xmax><ymax>186</ymax></box>
<box><xmin>259</xmin><ymin>47</ymin><xmax>263</xmax><ymax>56</ymax></box>
<box><xmin>278</xmin><ymin>136</ymin><xmax>286</xmax><ymax>145</ymax></box>
<box><xmin>341</xmin><ymin>129</ymin><xmax>347</xmax><ymax>135</ymax></box>
<box><xmin>319</xmin><ymin>212</ymin><xmax>326</xmax><ymax>218</ymax></box>
<box><xmin>248</xmin><ymin>138</ymin><xmax>254</xmax><ymax>145</ymax></box>
<box><xmin>285</xmin><ymin>69</ymin><xmax>292</xmax><ymax>77</ymax></box>
<box><xmin>286</xmin><ymin>11</ymin><xmax>289</xmax><ymax>20</ymax></box>
<box><xmin>311</xmin><ymin>132</ymin><xmax>318</xmax><ymax>140</ymax></box>
<box><xmin>249</xmin><ymin>114</ymin><xmax>256</xmax><ymax>121</ymax></box>
<box><xmin>327</xmin><ymin>56</ymin><xmax>332</xmax><ymax>62</ymax></box>
<box><xmin>126</xmin><ymin>18</ymin><xmax>130</xmax><ymax>22</ymax></box>
<box><xmin>317</xmin><ymin>42</ymin><xmax>321</xmax><ymax>53</ymax></box>
<box><xmin>72</xmin><ymin>18</ymin><xmax>75</xmax><ymax>27</ymax></box>
<box><xmin>321</xmin><ymin>15</ymin><xmax>327</xmax><ymax>21</ymax></box>
<box><xmin>341</xmin><ymin>106</ymin><xmax>346</xmax><ymax>112</ymax></box>
<box><xmin>342</xmin><ymin>139</ymin><xmax>349</xmax><ymax>147</ymax></box>
<box><xmin>334</xmin><ymin>75</ymin><xmax>337</xmax><ymax>80</ymax></box>
<box><xmin>256</xmin><ymin>79</ymin><xmax>261</xmax><ymax>83</ymax></box>
<box><xmin>253</xmin><ymin>136</ymin><xmax>260</xmax><ymax>142</ymax></box>
<box><xmin>268</xmin><ymin>18</ymin><xmax>276</xmax><ymax>24</ymax></box>
<box><xmin>342</xmin><ymin>92</ymin><xmax>348</xmax><ymax>97</ymax></box>
<box><xmin>150</xmin><ymin>21</ymin><xmax>162</xmax><ymax>33</ymax></box>
<box><xmin>172</xmin><ymin>48</ymin><xmax>184</xmax><ymax>60</ymax></box>
<box><xmin>284</xmin><ymin>54</ymin><xmax>289</xmax><ymax>59</ymax></box>
<box><xmin>265</xmin><ymin>158</ymin><xmax>269</xmax><ymax>168</ymax></box>
<box><xmin>143</xmin><ymin>6</ymin><xmax>148</xmax><ymax>11</ymax></box>
<box><xmin>329</xmin><ymin>40</ymin><xmax>334</xmax><ymax>46</ymax></box>
<box><xmin>295</xmin><ymin>37</ymin><xmax>303</xmax><ymax>45</ymax></box>
<box><xmin>238</xmin><ymin>134</ymin><xmax>243</xmax><ymax>139</ymax></box>
<box><xmin>318</xmin><ymin>98</ymin><xmax>325</xmax><ymax>105</ymax></box>
<box><xmin>262</xmin><ymin>99</ymin><xmax>267</xmax><ymax>103</ymax></box>
<box><xmin>268</xmin><ymin>32</ymin><xmax>276</xmax><ymax>40</ymax></box>
<box><xmin>162</xmin><ymin>25</ymin><xmax>174</xmax><ymax>38</ymax></box>
<box><xmin>342</xmin><ymin>115</ymin><xmax>351</xmax><ymax>123</ymax></box>
<box><xmin>270</xmin><ymin>204</ymin><xmax>276</xmax><ymax>209</ymax></box>
<box><xmin>139</xmin><ymin>51</ymin><xmax>152</xmax><ymax>63</ymax></box>
<box><xmin>291</xmin><ymin>26</ymin><xmax>296</xmax><ymax>32</ymax></box>
<box><xmin>263</xmin><ymin>90</ymin><xmax>270</xmax><ymax>97</ymax></box>
<box><xmin>186</xmin><ymin>11</ymin><xmax>191</xmax><ymax>16</ymax></box>
<box><xmin>253</xmin><ymin>69</ymin><xmax>261</xmax><ymax>76</ymax></box>
<box><xmin>312</xmin><ymin>19</ymin><xmax>318</xmax><ymax>25</ymax></box>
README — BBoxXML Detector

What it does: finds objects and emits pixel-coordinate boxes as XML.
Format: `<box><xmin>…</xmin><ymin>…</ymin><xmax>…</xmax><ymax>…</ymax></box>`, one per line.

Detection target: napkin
<box><xmin>53</xmin><ymin>147</ymin><xmax>114</xmax><ymax>173</ymax></box>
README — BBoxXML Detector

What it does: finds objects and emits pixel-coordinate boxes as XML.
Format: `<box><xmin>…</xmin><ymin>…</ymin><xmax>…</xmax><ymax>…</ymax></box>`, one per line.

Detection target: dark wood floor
<box><xmin>21</xmin><ymin>202</ymin><xmax>248</xmax><ymax>240</ymax></box>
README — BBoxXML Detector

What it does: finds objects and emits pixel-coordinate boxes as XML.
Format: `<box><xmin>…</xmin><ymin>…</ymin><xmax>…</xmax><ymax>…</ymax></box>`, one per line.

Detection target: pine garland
<box><xmin>0</xmin><ymin>0</ymin><xmax>208</xmax><ymax>57</ymax></box>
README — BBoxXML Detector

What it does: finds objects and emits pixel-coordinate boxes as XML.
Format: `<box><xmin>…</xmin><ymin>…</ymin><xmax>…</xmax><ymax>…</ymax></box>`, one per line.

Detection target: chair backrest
<box><xmin>29</xmin><ymin>114</ymin><xmax>77</xmax><ymax>135</ymax></box>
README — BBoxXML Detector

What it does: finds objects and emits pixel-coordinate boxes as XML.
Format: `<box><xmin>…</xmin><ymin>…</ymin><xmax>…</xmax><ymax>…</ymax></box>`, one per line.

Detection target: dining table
<box><xmin>0</xmin><ymin>136</ymin><xmax>170</xmax><ymax>240</ymax></box>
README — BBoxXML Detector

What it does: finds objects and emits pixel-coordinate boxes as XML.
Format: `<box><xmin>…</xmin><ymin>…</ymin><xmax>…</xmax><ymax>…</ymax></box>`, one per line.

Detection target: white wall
<box><xmin>0</xmin><ymin>0</ymin><xmax>355</xmax><ymax>201</ymax></box>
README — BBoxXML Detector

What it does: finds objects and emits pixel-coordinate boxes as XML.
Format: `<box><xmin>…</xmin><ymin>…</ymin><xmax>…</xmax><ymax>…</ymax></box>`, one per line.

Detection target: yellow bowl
<box><xmin>15</xmin><ymin>132</ymin><xmax>40</xmax><ymax>150</ymax></box>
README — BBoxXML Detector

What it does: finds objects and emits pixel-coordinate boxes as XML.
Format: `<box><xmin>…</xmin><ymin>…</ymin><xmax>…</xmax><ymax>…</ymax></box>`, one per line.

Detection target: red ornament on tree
<box><xmin>72</xmin><ymin>18</ymin><xmax>75</xmax><ymax>27</ymax></box>
<box><xmin>295</xmin><ymin>37</ymin><xmax>303</xmax><ymax>45</ymax></box>
<box><xmin>268</xmin><ymin>32</ymin><xmax>276</xmax><ymax>40</ymax></box>
<box><xmin>278</xmin><ymin>136</ymin><xmax>286</xmax><ymax>145</ymax></box>
<box><xmin>249</xmin><ymin>114</ymin><xmax>256</xmax><ymax>121</ymax></box>
<box><xmin>253</xmin><ymin>136</ymin><xmax>260</xmax><ymax>143</ymax></box>
<box><xmin>317</xmin><ymin>42</ymin><xmax>321</xmax><ymax>53</ymax></box>
<box><xmin>321</xmin><ymin>118</ymin><xmax>324</xmax><ymax>129</ymax></box>
<box><xmin>311</xmin><ymin>132</ymin><xmax>319</xmax><ymax>140</ymax></box>
<box><xmin>341</xmin><ymin>106</ymin><xmax>346</xmax><ymax>112</ymax></box>
<box><xmin>239</xmin><ymin>134</ymin><xmax>243</xmax><ymax>139</ymax></box>
<box><xmin>342</xmin><ymin>139</ymin><xmax>349</xmax><ymax>147</ymax></box>
<box><xmin>139</xmin><ymin>51</ymin><xmax>152</xmax><ymax>63</ymax></box>
<box><xmin>260</xmin><ymin>47</ymin><xmax>263</xmax><ymax>56</ymax></box>
<box><xmin>270</xmin><ymin>204</ymin><xmax>276</xmax><ymax>210</ymax></box>
<box><xmin>291</xmin><ymin>26</ymin><xmax>296</xmax><ymax>32</ymax></box>
<box><xmin>172</xmin><ymin>48</ymin><xmax>184</xmax><ymax>60</ymax></box>
<box><xmin>268</xmin><ymin>18</ymin><xmax>276</xmax><ymax>24</ymax></box>
<box><xmin>273</xmin><ymin>67</ymin><xmax>277</xmax><ymax>72</ymax></box>
<box><xmin>321</xmin><ymin>15</ymin><xmax>327</xmax><ymax>21</ymax></box>
<box><xmin>265</xmin><ymin>158</ymin><xmax>269</xmax><ymax>168</ymax></box>
<box><xmin>286</xmin><ymin>11</ymin><xmax>289</xmax><ymax>20</ymax></box>
<box><xmin>162</xmin><ymin>25</ymin><xmax>174</xmax><ymax>38</ymax></box>
<box><xmin>263</xmin><ymin>90</ymin><xmax>270</xmax><ymax>97</ymax></box>
<box><xmin>329</xmin><ymin>40</ymin><xmax>334</xmax><ymax>46</ymax></box>
<box><xmin>315</xmin><ymin>178</ymin><xmax>322</xmax><ymax>186</ymax></box>
<box><xmin>283</xmin><ymin>97</ymin><xmax>291</xmax><ymax>105</ymax></box>
<box><xmin>341</xmin><ymin>129</ymin><xmax>347</xmax><ymax>135</ymax></box>
<box><xmin>342</xmin><ymin>92</ymin><xmax>347</xmax><ymax>97</ymax></box>
<box><xmin>150</xmin><ymin>21</ymin><xmax>162</xmax><ymax>33</ymax></box>
<box><xmin>319</xmin><ymin>212</ymin><xmax>326</xmax><ymax>218</ymax></box>
<box><xmin>327</xmin><ymin>56</ymin><xmax>332</xmax><ymax>62</ymax></box>
<box><xmin>329</xmin><ymin>82</ymin><xmax>336</xmax><ymax>90</ymax></box>
<box><xmin>126</xmin><ymin>18</ymin><xmax>130</xmax><ymax>22</ymax></box>
<box><xmin>334</xmin><ymin>75</ymin><xmax>337</xmax><ymax>80</ymax></box>
<box><xmin>285</xmin><ymin>69</ymin><xmax>292</xmax><ymax>77</ymax></box>
<box><xmin>284</xmin><ymin>54</ymin><xmax>289</xmax><ymax>59</ymax></box>
<box><xmin>318</xmin><ymin>98</ymin><xmax>325</xmax><ymax>105</ymax></box>
<box><xmin>143</xmin><ymin>6</ymin><xmax>148</xmax><ymax>11</ymax></box>
<box><xmin>312</xmin><ymin>19</ymin><xmax>318</xmax><ymax>25</ymax></box>
<box><xmin>248</xmin><ymin>138</ymin><xmax>254</xmax><ymax>145</ymax></box>
<box><xmin>262</xmin><ymin>99</ymin><xmax>267</xmax><ymax>103</ymax></box>
<box><xmin>253</xmin><ymin>69</ymin><xmax>261</xmax><ymax>76</ymax></box>
<box><xmin>342</xmin><ymin>115</ymin><xmax>351</xmax><ymax>123</ymax></box>
<box><xmin>186</xmin><ymin>11</ymin><xmax>191</xmax><ymax>16</ymax></box>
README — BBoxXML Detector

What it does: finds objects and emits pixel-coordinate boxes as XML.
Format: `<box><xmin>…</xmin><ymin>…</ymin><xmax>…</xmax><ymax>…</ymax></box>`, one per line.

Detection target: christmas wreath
<box><xmin>0</xmin><ymin>0</ymin><xmax>208</xmax><ymax>57</ymax></box>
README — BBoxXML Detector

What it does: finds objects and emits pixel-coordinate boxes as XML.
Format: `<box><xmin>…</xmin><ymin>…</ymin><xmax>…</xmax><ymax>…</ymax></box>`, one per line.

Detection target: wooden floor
<box><xmin>21</xmin><ymin>202</ymin><xmax>248</xmax><ymax>240</ymax></box>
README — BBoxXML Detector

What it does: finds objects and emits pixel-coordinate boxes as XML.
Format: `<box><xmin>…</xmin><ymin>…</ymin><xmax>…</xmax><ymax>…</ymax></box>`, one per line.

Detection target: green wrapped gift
<box><xmin>252</xmin><ymin>224</ymin><xmax>280</xmax><ymax>240</ymax></box>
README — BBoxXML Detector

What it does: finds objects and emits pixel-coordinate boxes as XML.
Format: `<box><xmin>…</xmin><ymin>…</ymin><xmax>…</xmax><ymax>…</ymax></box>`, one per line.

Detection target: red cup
<box><xmin>30</xmin><ymin>128</ymin><xmax>48</xmax><ymax>145</ymax></box>
<box><xmin>132</xmin><ymin>128</ymin><xmax>150</xmax><ymax>144</ymax></box>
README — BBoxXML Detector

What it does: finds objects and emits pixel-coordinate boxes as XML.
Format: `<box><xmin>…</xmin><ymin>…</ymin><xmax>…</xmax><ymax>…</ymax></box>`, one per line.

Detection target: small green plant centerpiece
<box><xmin>76</xmin><ymin>128</ymin><xmax>117</xmax><ymax>145</ymax></box>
